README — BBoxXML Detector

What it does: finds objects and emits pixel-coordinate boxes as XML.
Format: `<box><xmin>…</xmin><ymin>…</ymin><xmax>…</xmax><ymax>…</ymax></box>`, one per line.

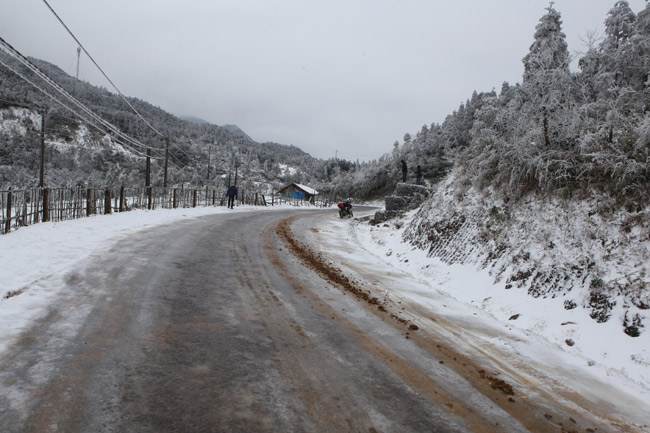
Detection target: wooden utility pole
<box><xmin>145</xmin><ymin>148</ymin><xmax>151</xmax><ymax>188</ymax></box>
<box><xmin>207</xmin><ymin>146</ymin><xmax>212</xmax><ymax>181</ymax></box>
<box><xmin>76</xmin><ymin>47</ymin><xmax>81</xmax><ymax>79</ymax></box>
<box><xmin>146</xmin><ymin>148</ymin><xmax>152</xmax><ymax>210</ymax></box>
<box><xmin>104</xmin><ymin>187</ymin><xmax>112</xmax><ymax>214</ymax></box>
<box><xmin>119</xmin><ymin>185</ymin><xmax>125</xmax><ymax>212</ymax></box>
<box><xmin>39</xmin><ymin>110</ymin><xmax>46</xmax><ymax>187</ymax></box>
<box><xmin>163</xmin><ymin>139</ymin><xmax>169</xmax><ymax>188</ymax></box>
<box><xmin>87</xmin><ymin>188</ymin><xmax>92</xmax><ymax>216</ymax></box>
<box><xmin>42</xmin><ymin>188</ymin><xmax>50</xmax><ymax>222</ymax></box>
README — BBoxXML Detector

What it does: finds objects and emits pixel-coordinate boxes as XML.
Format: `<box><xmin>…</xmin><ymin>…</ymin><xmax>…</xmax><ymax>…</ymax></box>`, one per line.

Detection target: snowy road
<box><xmin>0</xmin><ymin>208</ymin><xmax>519</xmax><ymax>433</ymax></box>
<box><xmin>0</xmin><ymin>208</ymin><xmax>645</xmax><ymax>432</ymax></box>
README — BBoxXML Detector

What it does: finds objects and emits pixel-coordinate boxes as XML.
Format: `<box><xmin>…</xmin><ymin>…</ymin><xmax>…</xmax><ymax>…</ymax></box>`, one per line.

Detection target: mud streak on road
<box><xmin>274</xmin><ymin>215</ymin><xmax>610</xmax><ymax>433</ymax></box>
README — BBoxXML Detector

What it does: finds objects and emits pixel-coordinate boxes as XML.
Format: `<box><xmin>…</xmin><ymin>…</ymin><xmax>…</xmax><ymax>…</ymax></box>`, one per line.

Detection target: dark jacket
<box><xmin>226</xmin><ymin>185</ymin><xmax>238</xmax><ymax>198</ymax></box>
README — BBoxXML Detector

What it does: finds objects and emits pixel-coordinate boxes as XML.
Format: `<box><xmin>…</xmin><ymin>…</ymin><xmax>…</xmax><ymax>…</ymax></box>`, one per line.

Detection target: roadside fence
<box><xmin>2</xmin><ymin>185</ymin><xmax>255</xmax><ymax>235</ymax></box>
<box><xmin>1</xmin><ymin>185</ymin><xmax>334</xmax><ymax>235</ymax></box>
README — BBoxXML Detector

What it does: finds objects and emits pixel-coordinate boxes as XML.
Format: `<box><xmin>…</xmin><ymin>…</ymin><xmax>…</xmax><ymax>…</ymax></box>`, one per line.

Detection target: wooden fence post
<box><xmin>42</xmin><ymin>188</ymin><xmax>50</xmax><ymax>222</ymax></box>
<box><xmin>193</xmin><ymin>190</ymin><xmax>197</xmax><ymax>208</ymax></box>
<box><xmin>147</xmin><ymin>187</ymin><xmax>153</xmax><ymax>210</ymax></box>
<box><xmin>173</xmin><ymin>189</ymin><xmax>178</xmax><ymax>209</ymax></box>
<box><xmin>119</xmin><ymin>185</ymin><xmax>125</xmax><ymax>212</ymax></box>
<box><xmin>4</xmin><ymin>189</ymin><xmax>12</xmax><ymax>233</ymax></box>
<box><xmin>212</xmin><ymin>190</ymin><xmax>216</xmax><ymax>206</ymax></box>
<box><xmin>255</xmin><ymin>192</ymin><xmax>258</xmax><ymax>206</ymax></box>
<box><xmin>104</xmin><ymin>187</ymin><xmax>112</xmax><ymax>214</ymax></box>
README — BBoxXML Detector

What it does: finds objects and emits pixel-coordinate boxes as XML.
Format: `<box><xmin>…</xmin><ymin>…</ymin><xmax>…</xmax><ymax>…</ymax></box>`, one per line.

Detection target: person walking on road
<box><xmin>226</xmin><ymin>185</ymin><xmax>238</xmax><ymax>209</ymax></box>
<box><xmin>400</xmin><ymin>160</ymin><xmax>407</xmax><ymax>183</ymax></box>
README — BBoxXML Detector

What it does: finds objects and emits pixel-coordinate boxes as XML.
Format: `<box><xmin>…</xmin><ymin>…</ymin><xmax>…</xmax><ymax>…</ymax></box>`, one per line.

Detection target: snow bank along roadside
<box><xmin>404</xmin><ymin>172</ymin><xmax>650</xmax><ymax>339</ymax></box>
<box><xmin>400</xmin><ymin>170</ymin><xmax>649</xmax><ymax>385</ymax></box>
<box><xmin>0</xmin><ymin>204</ymin><xmax>310</xmax><ymax>355</ymax></box>
<box><xmin>313</xmin><ymin>206</ymin><xmax>650</xmax><ymax>427</ymax></box>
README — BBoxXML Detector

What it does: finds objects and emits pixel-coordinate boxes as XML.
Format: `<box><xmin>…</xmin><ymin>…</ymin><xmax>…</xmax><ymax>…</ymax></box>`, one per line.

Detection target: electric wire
<box><xmin>39</xmin><ymin>0</ymin><xmax>204</xmax><ymax>170</ymax></box>
<box><xmin>0</xmin><ymin>36</ymin><xmax>160</xmax><ymax>154</ymax></box>
<box><xmin>41</xmin><ymin>0</ymin><xmax>168</xmax><ymax>140</ymax></box>
<box><xmin>1</xmin><ymin>43</ymin><xmax>199</xmax><ymax>174</ymax></box>
<box><xmin>0</xmin><ymin>51</ymin><xmax>159</xmax><ymax>160</ymax></box>
<box><xmin>0</xmin><ymin>55</ymin><xmax>113</xmax><ymax>138</ymax></box>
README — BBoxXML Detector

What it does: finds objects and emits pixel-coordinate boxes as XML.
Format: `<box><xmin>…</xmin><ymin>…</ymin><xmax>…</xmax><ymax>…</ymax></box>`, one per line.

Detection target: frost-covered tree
<box><xmin>523</xmin><ymin>4</ymin><xmax>570</xmax><ymax>79</ymax></box>
<box><xmin>521</xmin><ymin>4</ymin><xmax>577</xmax><ymax>148</ymax></box>
<box><xmin>600</xmin><ymin>1</ymin><xmax>643</xmax><ymax>89</ymax></box>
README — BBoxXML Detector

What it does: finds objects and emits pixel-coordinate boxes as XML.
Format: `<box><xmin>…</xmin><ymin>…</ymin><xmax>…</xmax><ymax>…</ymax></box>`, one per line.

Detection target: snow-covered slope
<box><xmin>403</xmin><ymin>168</ymin><xmax>649</xmax><ymax>338</ymax></box>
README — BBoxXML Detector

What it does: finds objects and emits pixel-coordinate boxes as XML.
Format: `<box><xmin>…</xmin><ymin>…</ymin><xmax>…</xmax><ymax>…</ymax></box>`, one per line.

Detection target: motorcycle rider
<box><xmin>338</xmin><ymin>199</ymin><xmax>353</xmax><ymax>218</ymax></box>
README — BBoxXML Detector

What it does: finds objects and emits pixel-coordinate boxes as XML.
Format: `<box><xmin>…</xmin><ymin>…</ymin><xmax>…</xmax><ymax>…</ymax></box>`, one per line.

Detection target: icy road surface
<box><xmin>0</xmin><ymin>207</ymin><xmax>647</xmax><ymax>432</ymax></box>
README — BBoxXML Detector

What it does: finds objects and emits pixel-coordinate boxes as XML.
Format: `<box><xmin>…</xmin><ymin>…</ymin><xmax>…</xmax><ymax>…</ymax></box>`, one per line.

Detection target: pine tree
<box><xmin>601</xmin><ymin>1</ymin><xmax>640</xmax><ymax>89</ymax></box>
<box><xmin>520</xmin><ymin>4</ymin><xmax>577</xmax><ymax>148</ymax></box>
<box><xmin>523</xmin><ymin>4</ymin><xmax>570</xmax><ymax>80</ymax></box>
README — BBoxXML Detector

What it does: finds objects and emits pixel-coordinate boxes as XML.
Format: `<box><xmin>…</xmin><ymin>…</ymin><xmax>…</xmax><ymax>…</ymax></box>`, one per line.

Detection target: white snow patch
<box><xmin>278</xmin><ymin>163</ymin><xmax>297</xmax><ymax>176</ymax></box>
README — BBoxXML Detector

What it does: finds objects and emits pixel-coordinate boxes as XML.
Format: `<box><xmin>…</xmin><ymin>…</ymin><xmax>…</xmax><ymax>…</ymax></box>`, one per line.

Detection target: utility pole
<box><xmin>76</xmin><ymin>46</ymin><xmax>81</xmax><ymax>79</ymax></box>
<box><xmin>145</xmin><ymin>148</ymin><xmax>152</xmax><ymax>210</ymax></box>
<box><xmin>145</xmin><ymin>148</ymin><xmax>151</xmax><ymax>187</ymax></box>
<box><xmin>39</xmin><ymin>109</ymin><xmax>47</xmax><ymax>187</ymax></box>
<box><xmin>206</xmin><ymin>146</ymin><xmax>211</xmax><ymax>181</ymax></box>
<box><xmin>163</xmin><ymin>138</ymin><xmax>169</xmax><ymax>188</ymax></box>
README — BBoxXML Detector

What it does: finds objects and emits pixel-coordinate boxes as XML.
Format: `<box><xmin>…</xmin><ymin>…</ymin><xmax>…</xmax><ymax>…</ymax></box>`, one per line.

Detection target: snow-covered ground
<box><xmin>311</xmin><ymin>207</ymin><xmax>650</xmax><ymax>428</ymax></box>
<box><xmin>2</xmin><ymin>203</ymin><xmax>649</xmax><ymax>428</ymax></box>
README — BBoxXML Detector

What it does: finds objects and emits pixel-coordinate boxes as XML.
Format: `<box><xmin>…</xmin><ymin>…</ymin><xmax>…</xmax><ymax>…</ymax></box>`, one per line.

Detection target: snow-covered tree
<box><xmin>521</xmin><ymin>4</ymin><xmax>577</xmax><ymax>149</ymax></box>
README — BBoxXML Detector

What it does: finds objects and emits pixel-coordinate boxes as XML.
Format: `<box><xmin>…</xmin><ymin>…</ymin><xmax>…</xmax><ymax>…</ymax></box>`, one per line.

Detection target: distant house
<box><xmin>279</xmin><ymin>183</ymin><xmax>319</xmax><ymax>204</ymax></box>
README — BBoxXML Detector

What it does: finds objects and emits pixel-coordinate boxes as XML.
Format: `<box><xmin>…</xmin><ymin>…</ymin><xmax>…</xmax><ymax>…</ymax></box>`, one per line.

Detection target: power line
<box><xmin>38</xmin><ymin>0</ymin><xmax>210</xmax><ymax>173</ymax></box>
<box><xmin>0</xmin><ymin>55</ymin><xmax>108</xmax><ymax>136</ymax></box>
<box><xmin>0</xmin><ymin>56</ymin><xmax>151</xmax><ymax>160</ymax></box>
<box><xmin>0</xmin><ymin>36</ymin><xmax>160</xmax><ymax>155</ymax></box>
<box><xmin>1</xmin><ymin>66</ymin><xmax>190</xmax><ymax>175</ymax></box>
<box><xmin>41</xmin><ymin>0</ymin><xmax>168</xmax><ymax>140</ymax></box>
<box><xmin>2</xmin><ymin>53</ymin><xmax>190</xmax><ymax>172</ymax></box>
<box><xmin>0</xmin><ymin>51</ymin><xmax>172</xmax><ymax>164</ymax></box>
<box><xmin>37</xmin><ymin>1</ymin><xmax>203</xmax><ymax>172</ymax></box>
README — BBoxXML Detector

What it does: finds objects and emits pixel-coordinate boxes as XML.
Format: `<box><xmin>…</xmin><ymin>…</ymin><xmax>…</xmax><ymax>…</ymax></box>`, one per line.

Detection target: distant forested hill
<box><xmin>222</xmin><ymin>124</ymin><xmax>254</xmax><ymax>142</ymax></box>
<box><xmin>0</xmin><ymin>52</ymin><xmax>362</xmax><ymax>194</ymax></box>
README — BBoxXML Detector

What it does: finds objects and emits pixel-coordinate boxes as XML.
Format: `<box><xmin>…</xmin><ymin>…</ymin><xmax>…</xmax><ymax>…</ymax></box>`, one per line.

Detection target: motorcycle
<box><xmin>337</xmin><ymin>200</ymin><xmax>353</xmax><ymax>218</ymax></box>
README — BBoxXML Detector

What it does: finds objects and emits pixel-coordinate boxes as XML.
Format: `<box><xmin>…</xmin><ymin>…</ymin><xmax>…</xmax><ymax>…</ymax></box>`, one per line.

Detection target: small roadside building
<box><xmin>279</xmin><ymin>183</ymin><xmax>319</xmax><ymax>204</ymax></box>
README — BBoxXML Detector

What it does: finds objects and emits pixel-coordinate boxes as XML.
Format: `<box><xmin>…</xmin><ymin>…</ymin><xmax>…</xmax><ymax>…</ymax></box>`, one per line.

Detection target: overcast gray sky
<box><xmin>1</xmin><ymin>0</ymin><xmax>647</xmax><ymax>161</ymax></box>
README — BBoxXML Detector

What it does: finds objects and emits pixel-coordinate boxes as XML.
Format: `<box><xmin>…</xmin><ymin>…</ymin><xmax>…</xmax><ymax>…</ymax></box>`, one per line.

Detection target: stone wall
<box><xmin>371</xmin><ymin>182</ymin><xmax>430</xmax><ymax>224</ymax></box>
